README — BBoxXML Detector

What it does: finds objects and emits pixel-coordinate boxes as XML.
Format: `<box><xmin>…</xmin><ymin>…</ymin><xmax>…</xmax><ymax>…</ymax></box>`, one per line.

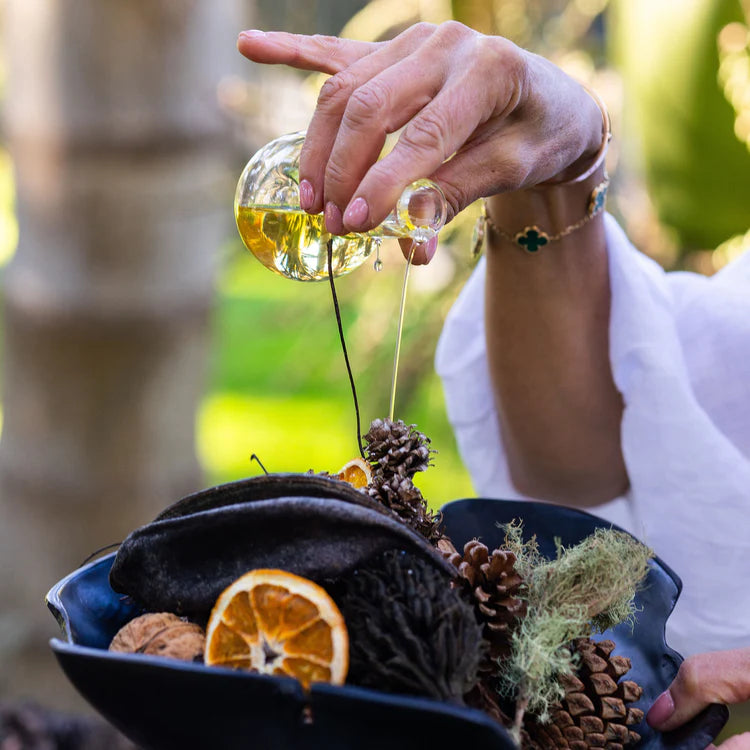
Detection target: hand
<box><xmin>237</xmin><ymin>22</ymin><xmax>603</xmax><ymax>261</ymax></box>
<box><xmin>647</xmin><ymin>648</ymin><xmax>750</xmax><ymax>749</ymax></box>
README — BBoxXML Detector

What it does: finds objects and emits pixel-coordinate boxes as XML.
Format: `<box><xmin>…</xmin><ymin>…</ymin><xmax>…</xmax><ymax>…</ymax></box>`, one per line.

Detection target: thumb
<box><xmin>718</xmin><ymin>733</ymin><xmax>750</xmax><ymax>749</ymax></box>
<box><xmin>647</xmin><ymin>648</ymin><xmax>750</xmax><ymax>733</ymax></box>
<box><xmin>398</xmin><ymin>235</ymin><xmax>438</xmax><ymax>266</ymax></box>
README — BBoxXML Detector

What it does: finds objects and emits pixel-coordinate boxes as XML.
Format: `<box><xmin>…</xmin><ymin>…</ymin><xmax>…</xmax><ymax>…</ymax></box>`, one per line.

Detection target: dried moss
<box><xmin>501</xmin><ymin>519</ymin><xmax>543</xmax><ymax>579</ymax></box>
<box><xmin>533</xmin><ymin>529</ymin><xmax>652</xmax><ymax>629</ymax></box>
<box><xmin>497</xmin><ymin>526</ymin><xmax>652</xmax><ymax>731</ymax></box>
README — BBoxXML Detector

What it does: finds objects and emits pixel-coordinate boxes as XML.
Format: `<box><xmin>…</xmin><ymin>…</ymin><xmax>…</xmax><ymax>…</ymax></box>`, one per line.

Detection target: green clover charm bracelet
<box><xmin>472</xmin><ymin>176</ymin><xmax>610</xmax><ymax>258</ymax></box>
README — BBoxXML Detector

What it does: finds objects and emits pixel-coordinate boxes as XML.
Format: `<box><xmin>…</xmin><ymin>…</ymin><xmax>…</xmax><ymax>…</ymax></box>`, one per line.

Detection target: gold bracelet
<box><xmin>471</xmin><ymin>86</ymin><xmax>611</xmax><ymax>257</ymax></box>
<box><xmin>474</xmin><ymin>174</ymin><xmax>609</xmax><ymax>255</ymax></box>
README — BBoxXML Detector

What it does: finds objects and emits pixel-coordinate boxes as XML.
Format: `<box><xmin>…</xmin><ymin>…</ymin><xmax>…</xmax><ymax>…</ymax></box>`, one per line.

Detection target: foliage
<box><xmin>612</xmin><ymin>0</ymin><xmax>750</xmax><ymax>254</ymax></box>
<box><xmin>198</xmin><ymin>240</ymin><xmax>475</xmax><ymax>509</ymax></box>
<box><xmin>339</xmin><ymin>0</ymin><xmax>608</xmax><ymax>52</ymax></box>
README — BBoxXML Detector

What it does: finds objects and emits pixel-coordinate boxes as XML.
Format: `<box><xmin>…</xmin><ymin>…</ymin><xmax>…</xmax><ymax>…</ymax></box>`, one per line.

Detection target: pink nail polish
<box><xmin>343</xmin><ymin>197</ymin><xmax>369</xmax><ymax>229</ymax></box>
<box><xmin>325</xmin><ymin>202</ymin><xmax>344</xmax><ymax>235</ymax></box>
<box><xmin>299</xmin><ymin>180</ymin><xmax>314</xmax><ymax>211</ymax></box>
<box><xmin>646</xmin><ymin>690</ymin><xmax>675</xmax><ymax>728</ymax></box>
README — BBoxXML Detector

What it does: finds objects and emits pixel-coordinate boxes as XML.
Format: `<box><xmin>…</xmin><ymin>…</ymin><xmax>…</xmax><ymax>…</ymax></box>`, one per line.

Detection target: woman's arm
<box><xmin>481</xmin><ymin>52</ymin><xmax>628</xmax><ymax>506</ymax></box>
<box><xmin>484</xmin><ymin>163</ymin><xmax>628</xmax><ymax>506</ymax></box>
<box><xmin>238</xmin><ymin>22</ymin><xmax>629</xmax><ymax>505</ymax></box>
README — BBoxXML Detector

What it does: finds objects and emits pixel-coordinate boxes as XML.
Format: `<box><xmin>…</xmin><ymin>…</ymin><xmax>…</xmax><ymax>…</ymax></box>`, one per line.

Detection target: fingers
<box><xmin>647</xmin><ymin>649</ymin><xmax>750</xmax><ymax>733</ymax></box>
<box><xmin>239</xmin><ymin>23</ymin><xmax>529</xmax><ymax>236</ymax></box>
<box><xmin>317</xmin><ymin>55</ymin><xmax>448</xmax><ymax>222</ymax></box>
<box><xmin>342</xmin><ymin>83</ymin><xmax>488</xmax><ymax>230</ymax></box>
<box><xmin>237</xmin><ymin>30</ymin><xmax>378</xmax><ymax>74</ymax></box>
<box><xmin>719</xmin><ymin>733</ymin><xmax>750</xmax><ymax>749</ymax></box>
<box><xmin>398</xmin><ymin>236</ymin><xmax>438</xmax><ymax>265</ymax></box>
<box><xmin>239</xmin><ymin>19</ymin><xmax>551</xmax><ymax>257</ymax></box>
<box><xmin>331</xmin><ymin>29</ymin><xmax>523</xmax><ymax>230</ymax></box>
<box><xmin>299</xmin><ymin>22</ymin><xmax>440</xmax><ymax>217</ymax></box>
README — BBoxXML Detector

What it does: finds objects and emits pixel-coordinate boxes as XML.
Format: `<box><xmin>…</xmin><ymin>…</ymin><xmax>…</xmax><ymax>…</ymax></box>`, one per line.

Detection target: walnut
<box><xmin>109</xmin><ymin>612</ymin><xmax>205</xmax><ymax>661</ymax></box>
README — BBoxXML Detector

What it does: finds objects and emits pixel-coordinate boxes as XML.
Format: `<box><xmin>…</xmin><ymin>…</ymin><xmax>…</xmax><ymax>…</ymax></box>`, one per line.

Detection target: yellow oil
<box><xmin>235</xmin><ymin>206</ymin><xmax>380</xmax><ymax>281</ymax></box>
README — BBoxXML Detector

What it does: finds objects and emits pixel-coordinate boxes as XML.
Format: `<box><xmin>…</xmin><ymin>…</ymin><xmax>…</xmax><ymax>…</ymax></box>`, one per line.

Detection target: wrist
<box><xmin>480</xmin><ymin>159</ymin><xmax>608</xmax><ymax>255</ymax></box>
<box><xmin>471</xmin><ymin>85</ymin><xmax>611</xmax><ymax>257</ymax></box>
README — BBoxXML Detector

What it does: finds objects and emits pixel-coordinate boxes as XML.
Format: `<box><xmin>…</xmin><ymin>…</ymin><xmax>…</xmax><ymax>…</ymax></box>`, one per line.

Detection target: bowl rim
<box><xmin>48</xmin><ymin>635</ymin><xmax>513</xmax><ymax>741</ymax></box>
<box><xmin>441</xmin><ymin>496</ymin><xmax>683</xmax><ymax>593</ymax></box>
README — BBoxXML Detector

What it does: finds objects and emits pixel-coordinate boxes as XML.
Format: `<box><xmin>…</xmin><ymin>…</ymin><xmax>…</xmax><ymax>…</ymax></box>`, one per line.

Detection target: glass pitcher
<box><xmin>234</xmin><ymin>131</ymin><xmax>447</xmax><ymax>281</ymax></box>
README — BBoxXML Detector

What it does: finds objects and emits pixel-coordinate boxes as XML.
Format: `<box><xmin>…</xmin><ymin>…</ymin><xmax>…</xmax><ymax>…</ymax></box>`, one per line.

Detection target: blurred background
<box><xmin>0</xmin><ymin>0</ymin><xmax>748</xmax><ymax>744</ymax></box>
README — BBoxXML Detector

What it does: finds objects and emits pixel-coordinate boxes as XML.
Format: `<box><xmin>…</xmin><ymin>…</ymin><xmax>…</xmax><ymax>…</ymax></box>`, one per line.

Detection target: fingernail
<box><xmin>647</xmin><ymin>690</ymin><xmax>675</xmax><ymax>728</ymax></box>
<box><xmin>325</xmin><ymin>202</ymin><xmax>344</xmax><ymax>234</ymax></box>
<box><xmin>239</xmin><ymin>29</ymin><xmax>266</xmax><ymax>39</ymax></box>
<box><xmin>299</xmin><ymin>180</ymin><xmax>314</xmax><ymax>212</ymax></box>
<box><xmin>343</xmin><ymin>197</ymin><xmax>369</xmax><ymax>229</ymax></box>
<box><xmin>423</xmin><ymin>236</ymin><xmax>438</xmax><ymax>263</ymax></box>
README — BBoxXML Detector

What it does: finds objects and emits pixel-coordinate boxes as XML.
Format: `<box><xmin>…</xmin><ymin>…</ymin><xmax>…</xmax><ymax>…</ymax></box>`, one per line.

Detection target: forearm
<box><xmin>484</xmin><ymin>164</ymin><xmax>628</xmax><ymax>506</ymax></box>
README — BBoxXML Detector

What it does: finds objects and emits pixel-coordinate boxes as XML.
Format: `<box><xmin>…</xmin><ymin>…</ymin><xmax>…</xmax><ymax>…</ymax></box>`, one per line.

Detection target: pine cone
<box><xmin>443</xmin><ymin>539</ymin><xmax>527</xmax><ymax>665</ymax></box>
<box><xmin>524</xmin><ymin>638</ymin><xmax>644</xmax><ymax>750</ymax></box>
<box><xmin>364</xmin><ymin>418</ymin><xmax>434</xmax><ymax>479</ymax></box>
<box><xmin>367</xmin><ymin>474</ymin><xmax>443</xmax><ymax>543</ymax></box>
<box><xmin>337</xmin><ymin>550</ymin><xmax>484</xmax><ymax>703</ymax></box>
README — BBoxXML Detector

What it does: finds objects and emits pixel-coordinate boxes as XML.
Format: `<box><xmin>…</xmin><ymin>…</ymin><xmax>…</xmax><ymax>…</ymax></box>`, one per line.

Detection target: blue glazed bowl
<box><xmin>47</xmin><ymin>497</ymin><xmax>727</xmax><ymax>750</ymax></box>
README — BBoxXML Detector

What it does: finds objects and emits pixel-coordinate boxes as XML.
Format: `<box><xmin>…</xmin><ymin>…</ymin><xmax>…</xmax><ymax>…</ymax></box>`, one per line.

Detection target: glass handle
<box><xmin>378</xmin><ymin>179</ymin><xmax>448</xmax><ymax>242</ymax></box>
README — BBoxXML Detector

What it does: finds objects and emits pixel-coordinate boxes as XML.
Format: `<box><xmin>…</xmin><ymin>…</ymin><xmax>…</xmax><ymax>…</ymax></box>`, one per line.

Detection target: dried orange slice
<box><xmin>335</xmin><ymin>457</ymin><xmax>372</xmax><ymax>489</ymax></box>
<box><xmin>204</xmin><ymin>569</ymin><xmax>348</xmax><ymax>689</ymax></box>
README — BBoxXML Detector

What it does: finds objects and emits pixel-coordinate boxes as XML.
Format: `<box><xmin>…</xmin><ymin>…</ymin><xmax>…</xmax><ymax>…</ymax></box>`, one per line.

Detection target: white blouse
<box><xmin>436</xmin><ymin>213</ymin><xmax>750</xmax><ymax>658</ymax></box>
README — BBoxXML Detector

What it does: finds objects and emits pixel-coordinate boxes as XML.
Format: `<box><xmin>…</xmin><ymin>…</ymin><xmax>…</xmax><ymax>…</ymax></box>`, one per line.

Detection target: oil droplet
<box><xmin>374</xmin><ymin>258</ymin><xmax>384</xmax><ymax>272</ymax></box>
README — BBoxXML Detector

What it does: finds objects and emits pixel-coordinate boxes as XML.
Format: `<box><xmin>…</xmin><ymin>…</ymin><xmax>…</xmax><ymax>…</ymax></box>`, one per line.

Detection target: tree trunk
<box><xmin>0</xmin><ymin>0</ymin><xmax>244</xmax><ymax>709</ymax></box>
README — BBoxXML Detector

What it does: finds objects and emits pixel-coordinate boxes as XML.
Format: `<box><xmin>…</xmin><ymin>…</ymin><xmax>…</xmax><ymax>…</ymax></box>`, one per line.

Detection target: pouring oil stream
<box><xmin>389</xmin><ymin>241</ymin><xmax>417</xmax><ymax>421</ymax></box>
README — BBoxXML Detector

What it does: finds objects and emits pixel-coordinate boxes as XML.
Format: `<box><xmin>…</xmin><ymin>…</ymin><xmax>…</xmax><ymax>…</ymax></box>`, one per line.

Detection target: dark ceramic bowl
<box><xmin>47</xmin><ymin>497</ymin><xmax>727</xmax><ymax>750</ymax></box>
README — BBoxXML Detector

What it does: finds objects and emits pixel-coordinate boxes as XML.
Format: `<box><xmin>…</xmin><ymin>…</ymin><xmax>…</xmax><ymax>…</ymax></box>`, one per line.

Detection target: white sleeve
<box><xmin>436</xmin><ymin>213</ymin><xmax>750</xmax><ymax>657</ymax></box>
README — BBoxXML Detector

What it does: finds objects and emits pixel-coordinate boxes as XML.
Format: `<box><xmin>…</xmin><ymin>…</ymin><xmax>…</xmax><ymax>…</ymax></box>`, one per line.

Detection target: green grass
<box><xmin>198</xmin><ymin>244</ymin><xmax>474</xmax><ymax>511</ymax></box>
<box><xmin>197</xmin><ymin>392</ymin><xmax>355</xmax><ymax>480</ymax></box>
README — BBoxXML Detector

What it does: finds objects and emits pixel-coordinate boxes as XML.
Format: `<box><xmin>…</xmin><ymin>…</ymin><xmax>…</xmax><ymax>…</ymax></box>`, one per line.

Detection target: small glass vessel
<box><xmin>234</xmin><ymin>131</ymin><xmax>447</xmax><ymax>281</ymax></box>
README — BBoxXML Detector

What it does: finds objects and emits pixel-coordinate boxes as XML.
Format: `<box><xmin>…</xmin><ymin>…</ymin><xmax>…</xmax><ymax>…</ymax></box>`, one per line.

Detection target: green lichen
<box><xmin>500</xmin><ymin>519</ymin><xmax>543</xmax><ymax>579</ymax></box>
<box><xmin>496</xmin><ymin>525</ymin><xmax>652</xmax><ymax>737</ymax></box>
